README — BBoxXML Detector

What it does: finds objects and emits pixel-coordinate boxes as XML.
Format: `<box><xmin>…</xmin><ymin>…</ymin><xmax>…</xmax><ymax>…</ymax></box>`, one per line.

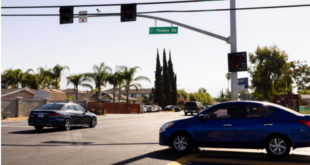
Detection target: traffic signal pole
<box><xmin>77</xmin><ymin>0</ymin><xmax>239</xmax><ymax>100</ymax></box>
<box><xmin>230</xmin><ymin>0</ymin><xmax>238</xmax><ymax>101</ymax></box>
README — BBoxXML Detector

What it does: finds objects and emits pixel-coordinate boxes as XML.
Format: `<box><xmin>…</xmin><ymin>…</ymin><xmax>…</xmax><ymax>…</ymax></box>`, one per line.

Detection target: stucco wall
<box><xmin>20</xmin><ymin>100</ymin><xmax>45</xmax><ymax>117</ymax></box>
<box><xmin>1</xmin><ymin>100</ymin><xmax>17</xmax><ymax>117</ymax></box>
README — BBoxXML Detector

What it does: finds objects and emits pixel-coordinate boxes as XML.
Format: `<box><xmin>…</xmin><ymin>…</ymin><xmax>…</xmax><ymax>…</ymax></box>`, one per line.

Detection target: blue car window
<box><xmin>263</xmin><ymin>108</ymin><xmax>275</xmax><ymax>117</ymax></box>
<box><xmin>237</xmin><ymin>105</ymin><xmax>264</xmax><ymax>118</ymax></box>
<box><xmin>205</xmin><ymin>105</ymin><xmax>236</xmax><ymax>119</ymax></box>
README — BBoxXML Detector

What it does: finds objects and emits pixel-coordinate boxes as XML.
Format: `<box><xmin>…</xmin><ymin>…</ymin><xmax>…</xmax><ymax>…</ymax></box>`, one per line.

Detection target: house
<box><xmin>300</xmin><ymin>95</ymin><xmax>310</xmax><ymax>104</ymax></box>
<box><xmin>1</xmin><ymin>88</ymin><xmax>35</xmax><ymax>100</ymax></box>
<box><xmin>64</xmin><ymin>90</ymin><xmax>141</xmax><ymax>104</ymax></box>
<box><xmin>62</xmin><ymin>88</ymin><xmax>90</xmax><ymax>94</ymax></box>
<box><xmin>103</xmin><ymin>88</ymin><xmax>153</xmax><ymax>99</ymax></box>
<box><xmin>33</xmin><ymin>89</ymin><xmax>67</xmax><ymax>100</ymax></box>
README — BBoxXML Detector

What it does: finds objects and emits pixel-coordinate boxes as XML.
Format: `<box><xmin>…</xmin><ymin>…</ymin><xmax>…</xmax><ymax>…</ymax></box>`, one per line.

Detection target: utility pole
<box><xmin>230</xmin><ymin>0</ymin><xmax>238</xmax><ymax>101</ymax></box>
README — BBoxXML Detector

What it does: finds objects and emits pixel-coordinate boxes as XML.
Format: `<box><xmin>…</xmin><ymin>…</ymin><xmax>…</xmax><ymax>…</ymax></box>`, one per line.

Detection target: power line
<box><xmin>2</xmin><ymin>4</ymin><xmax>310</xmax><ymax>16</ymax></box>
<box><xmin>1</xmin><ymin>0</ymin><xmax>223</xmax><ymax>9</ymax></box>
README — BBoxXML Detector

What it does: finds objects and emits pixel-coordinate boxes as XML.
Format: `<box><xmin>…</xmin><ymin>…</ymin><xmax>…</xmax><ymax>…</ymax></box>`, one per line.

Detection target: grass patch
<box><xmin>300</xmin><ymin>110</ymin><xmax>310</xmax><ymax>114</ymax></box>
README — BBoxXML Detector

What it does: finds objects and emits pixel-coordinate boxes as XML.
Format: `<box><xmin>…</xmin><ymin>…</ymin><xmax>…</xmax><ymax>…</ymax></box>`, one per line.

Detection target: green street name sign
<box><xmin>149</xmin><ymin>27</ymin><xmax>178</xmax><ymax>34</ymax></box>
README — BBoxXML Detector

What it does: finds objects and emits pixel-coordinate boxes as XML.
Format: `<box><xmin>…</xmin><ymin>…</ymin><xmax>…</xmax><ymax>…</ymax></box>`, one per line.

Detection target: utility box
<box><xmin>274</xmin><ymin>94</ymin><xmax>299</xmax><ymax>112</ymax></box>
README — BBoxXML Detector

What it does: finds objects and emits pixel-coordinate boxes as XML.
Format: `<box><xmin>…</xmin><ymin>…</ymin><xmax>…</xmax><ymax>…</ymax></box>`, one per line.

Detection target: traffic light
<box><xmin>228</xmin><ymin>52</ymin><xmax>247</xmax><ymax>72</ymax></box>
<box><xmin>59</xmin><ymin>7</ymin><xmax>74</xmax><ymax>24</ymax></box>
<box><xmin>121</xmin><ymin>4</ymin><xmax>137</xmax><ymax>22</ymax></box>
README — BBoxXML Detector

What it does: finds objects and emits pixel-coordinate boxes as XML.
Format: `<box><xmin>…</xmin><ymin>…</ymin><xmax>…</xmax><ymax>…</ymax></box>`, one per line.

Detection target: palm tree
<box><xmin>2</xmin><ymin>68</ymin><xmax>33</xmax><ymax>88</ymax></box>
<box><xmin>86</xmin><ymin>62</ymin><xmax>112</xmax><ymax>100</ymax></box>
<box><xmin>37</xmin><ymin>67</ymin><xmax>53</xmax><ymax>89</ymax></box>
<box><xmin>226</xmin><ymin>73</ymin><xmax>231</xmax><ymax>91</ymax></box>
<box><xmin>116</xmin><ymin>66</ymin><xmax>151</xmax><ymax>104</ymax></box>
<box><xmin>66</xmin><ymin>74</ymin><xmax>93</xmax><ymax>100</ymax></box>
<box><xmin>107</xmin><ymin>72</ymin><xmax>122</xmax><ymax>102</ymax></box>
<box><xmin>45</xmin><ymin>64</ymin><xmax>70</xmax><ymax>89</ymax></box>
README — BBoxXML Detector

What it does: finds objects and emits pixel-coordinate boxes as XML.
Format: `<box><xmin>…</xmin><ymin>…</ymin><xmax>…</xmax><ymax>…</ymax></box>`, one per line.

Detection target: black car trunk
<box><xmin>31</xmin><ymin>110</ymin><xmax>58</xmax><ymax>120</ymax></box>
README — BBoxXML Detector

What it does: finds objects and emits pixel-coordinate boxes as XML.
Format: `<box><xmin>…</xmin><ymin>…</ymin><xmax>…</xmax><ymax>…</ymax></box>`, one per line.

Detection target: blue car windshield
<box><xmin>38</xmin><ymin>104</ymin><xmax>64</xmax><ymax>110</ymax></box>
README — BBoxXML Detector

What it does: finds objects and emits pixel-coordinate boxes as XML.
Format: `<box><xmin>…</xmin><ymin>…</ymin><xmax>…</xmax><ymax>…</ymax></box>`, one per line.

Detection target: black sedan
<box><xmin>28</xmin><ymin>103</ymin><xmax>97</xmax><ymax>131</ymax></box>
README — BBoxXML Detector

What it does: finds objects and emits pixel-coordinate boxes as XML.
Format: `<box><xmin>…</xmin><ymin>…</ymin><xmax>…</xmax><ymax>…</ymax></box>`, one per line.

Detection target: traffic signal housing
<box><xmin>121</xmin><ymin>4</ymin><xmax>137</xmax><ymax>22</ymax></box>
<box><xmin>228</xmin><ymin>52</ymin><xmax>247</xmax><ymax>72</ymax></box>
<box><xmin>59</xmin><ymin>7</ymin><xmax>74</xmax><ymax>24</ymax></box>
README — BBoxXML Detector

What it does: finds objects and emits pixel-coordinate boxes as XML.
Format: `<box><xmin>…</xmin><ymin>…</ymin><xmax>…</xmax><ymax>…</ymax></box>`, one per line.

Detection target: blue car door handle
<box><xmin>223</xmin><ymin>124</ymin><xmax>232</xmax><ymax>127</ymax></box>
<box><xmin>264</xmin><ymin>124</ymin><xmax>273</xmax><ymax>127</ymax></box>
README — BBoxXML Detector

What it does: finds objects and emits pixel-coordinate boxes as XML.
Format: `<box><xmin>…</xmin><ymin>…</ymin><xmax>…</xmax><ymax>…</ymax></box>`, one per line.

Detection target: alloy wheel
<box><xmin>269</xmin><ymin>138</ymin><xmax>287</xmax><ymax>155</ymax></box>
<box><xmin>92</xmin><ymin>118</ymin><xmax>97</xmax><ymax>127</ymax></box>
<box><xmin>173</xmin><ymin>135</ymin><xmax>188</xmax><ymax>151</ymax></box>
<box><xmin>65</xmin><ymin>119</ymin><xmax>71</xmax><ymax>131</ymax></box>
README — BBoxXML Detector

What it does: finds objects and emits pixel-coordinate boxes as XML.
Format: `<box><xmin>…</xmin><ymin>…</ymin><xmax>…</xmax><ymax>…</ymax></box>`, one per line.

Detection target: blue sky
<box><xmin>1</xmin><ymin>0</ymin><xmax>310</xmax><ymax>97</ymax></box>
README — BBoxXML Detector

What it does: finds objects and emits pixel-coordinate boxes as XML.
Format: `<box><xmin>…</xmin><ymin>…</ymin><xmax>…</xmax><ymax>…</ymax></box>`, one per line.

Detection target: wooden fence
<box><xmin>88</xmin><ymin>102</ymin><xmax>141</xmax><ymax>114</ymax></box>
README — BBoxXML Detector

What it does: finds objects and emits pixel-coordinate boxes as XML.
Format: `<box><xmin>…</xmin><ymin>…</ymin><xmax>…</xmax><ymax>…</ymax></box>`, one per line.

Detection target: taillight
<box><xmin>196</xmin><ymin>106</ymin><xmax>198</xmax><ymax>110</ymax></box>
<box><xmin>29</xmin><ymin>112</ymin><xmax>33</xmax><ymax>117</ymax></box>
<box><xmin>49</xmin><ymin>113</ymin><xmax>60</xmax><ymax>117</ymax></box>
<box><xmin>298</xmin><ymin>120</ymin><xmax>310</xmax><ymax>129</ymax></box>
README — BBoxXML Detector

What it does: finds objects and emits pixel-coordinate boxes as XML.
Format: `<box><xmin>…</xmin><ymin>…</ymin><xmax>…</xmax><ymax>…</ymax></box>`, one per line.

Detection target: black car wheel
<box><xmin>185</xmin><ymin>112</ymin><xmax>187</xmax><ymax>116</ymax></box>
<box><xmin>34</xmin><ymin>126</ymin><xmax>44</xmax><ymax>131</ymax></box>
<box><xmin>64</xmin><ymin>119</ymin><xmax>72</xmax><ymax>131</ymax></box>
<box><xmin>89</xmin><ymin>117</ymin><xmax>97</xmax><ymax>128</ymax></box>
<box><xmin>171</xmin><ymin>132</ymin><xmax>192</xmax><ymax>153</ymax></box>
<box><xmin>266</xmin><ymin>136</ymin><xmax>291</xmax><ymax>157</ymax></box>
<box><xmin>191</xmin><ymin>113</ymin><xmax>193</xmax><ymax>116</ymax></box>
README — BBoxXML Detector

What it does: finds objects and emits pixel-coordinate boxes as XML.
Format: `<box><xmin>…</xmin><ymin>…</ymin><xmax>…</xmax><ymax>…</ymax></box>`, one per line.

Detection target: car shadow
<box><xmin>111</xmin><ymin>149</ymin><xmax>310</xmax><ymax>165</ymax></box>
<box><xmin>8</xmin><ymin>127</ymin><xmax>88</xmax><ymax>134</ymax></box>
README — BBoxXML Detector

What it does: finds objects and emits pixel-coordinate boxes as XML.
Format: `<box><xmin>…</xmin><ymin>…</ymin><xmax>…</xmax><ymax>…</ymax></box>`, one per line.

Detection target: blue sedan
<box><xmin>159</xmin><ymin>101</ymin><xmax>310</xmax><ymax>157</ymax></box>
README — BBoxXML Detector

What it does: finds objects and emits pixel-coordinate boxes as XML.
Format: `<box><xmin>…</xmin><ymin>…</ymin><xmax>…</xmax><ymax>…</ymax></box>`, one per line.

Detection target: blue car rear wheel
<box><xmin>266</xmin><ymin>135</ymin><xmax>291</xmax><ymax>157</ymax></box>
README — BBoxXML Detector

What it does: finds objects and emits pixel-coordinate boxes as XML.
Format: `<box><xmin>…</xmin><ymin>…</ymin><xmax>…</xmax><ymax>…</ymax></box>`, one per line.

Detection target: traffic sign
<box><xmin>79</xmin><ymin>11</ymin><xmax>87</xmax><ymax>23</ymax></box>
<box><xmin>149</xmin><ymin>27</ymin><xmax>178</xmax><ymax>34</ymax></box>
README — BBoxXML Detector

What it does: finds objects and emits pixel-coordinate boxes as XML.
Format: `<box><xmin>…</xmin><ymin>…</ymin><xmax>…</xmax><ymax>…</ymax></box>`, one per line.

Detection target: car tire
<box><xmin>191</xmin><ymin>113</ymin><xmax>193</xmax><ymax>116</ymax></box>
<box><xmin>63</xmin><ymin>119</ymin><xmax>72</xmax><ymax>131</ymax></box>
<box><xmin>265</xmin><ymin>135</ymin><xmax>291</xmax><ymax>157</ymax></box>
<box><xmin>185</xmin><ymin>113</ymin><xmax>187</xmax><ymax>116</ymax></box>
<box><xmin>89</xmin><ymin>117</ymin><xmax>97</xmax><ymax>128</ymax></box>
<box><xmin>171</xmin><ymin>132</ymin><xmax>193</xmax><ymax>153</ymax></box>
<box><xmin>34</xmin><ymin>126</ymin><xmax>44</xmax><ymax>131</ymax></box>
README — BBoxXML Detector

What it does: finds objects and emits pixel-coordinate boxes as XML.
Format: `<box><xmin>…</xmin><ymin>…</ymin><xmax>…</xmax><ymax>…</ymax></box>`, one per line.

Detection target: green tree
<box><xmin>154</xmin><ymin>50</ymin><xmax>163</xmax><ymax>107</ymax></box>
<box><xmin>162</xmin><ymin>49</ymin><xmax>171</xmax><ymax>106</ymax></box>
<box><xmin>168</xmin><ymin>51</ymin><xmax>177</xmax><ymax>105</ymax></box>
<box><xmin>224</xmin><ymin>88</ymin><xmax>231</xmax><ymax>99</ymax></box>
<box><xmin>189</xmin><ymin>89</ymin><xmax>213</xmax><ymax>105</ymax></box>
<box><xmin>226</xmin><ymin>73</ymin><xmax>231</xmax><ymax>91</ymax></box>
<box><xmin>199</xmin><ymin>87</ymin><xmax>207</xmax><ymax>93</ymax></box>
<box><xmin>248</xmin><ymin>45</ymin><xmax>292</xmax><ymax>101</ymax></box>
<box><xmin>45</xmin><ymin>64</ymin><xmax>70</xmax><ymax>89</ymax></box>
<box><xmin>116</xmin><ymin>66</ymin><xmax>150</xmax><ymax>104</ymax></box>
<box><xmin>177</xmin><ymin>89</ymin><xmax>190</xmax><ymax>101</ymax></box>
<box><xmin>293</xmin><ymin>60</ymin><xmax>310</xmax><ymax>91</ymax></box>
<box><xmin>86</xmin><ymin>62</ymin><xmax>112</xmax><ymax>99</ymax></box>
<box><xmin>66</xmin><ymin>74</ymin><xmax>93</xmax><ymax>100</ymax></box>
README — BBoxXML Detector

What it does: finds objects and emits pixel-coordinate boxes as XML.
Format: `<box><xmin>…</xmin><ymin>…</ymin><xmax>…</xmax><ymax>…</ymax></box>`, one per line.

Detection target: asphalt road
<box><xmin>2</xmin><ymin>112</ymin><xmax>310</xmax><ymax>165</ymax></box>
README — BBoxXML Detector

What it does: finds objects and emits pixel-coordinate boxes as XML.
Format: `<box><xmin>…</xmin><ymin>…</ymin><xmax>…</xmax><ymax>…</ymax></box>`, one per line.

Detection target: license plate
<box><xmin>38</xmin><ymin>114</ymin><xmax>44</xmax><ymax>118</ymax></box>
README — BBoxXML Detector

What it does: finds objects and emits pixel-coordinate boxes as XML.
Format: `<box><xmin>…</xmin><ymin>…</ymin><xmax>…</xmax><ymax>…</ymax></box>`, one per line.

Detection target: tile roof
<box><xmin>62</xmin><ymin>88</ymin><xmax>89</xmax><ymax>93</ymax></box>
<box><xmin>1</xmin><ymin>88</ymin><xmax>36</xmax><ymax>95</ymax></box>
<box><xmin>1</xmin><ymin>88</ymin><xmax>35</xmax><ymax>97</ymax></box>
<box><xmin>43</xmin><ymin>89</ymin><xmax>67</xmax><ymax>100</ymax></box>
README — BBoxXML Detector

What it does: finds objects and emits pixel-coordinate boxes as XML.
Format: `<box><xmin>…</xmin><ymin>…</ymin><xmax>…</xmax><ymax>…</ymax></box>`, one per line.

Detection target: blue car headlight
<box><xmin>160</xmin><ymin>122</ymin><xmax>174</xmax><ymax>133</ymax></box>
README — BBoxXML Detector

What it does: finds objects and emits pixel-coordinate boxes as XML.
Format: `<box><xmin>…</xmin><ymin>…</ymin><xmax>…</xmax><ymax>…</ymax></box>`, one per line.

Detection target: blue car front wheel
<box><xmin>171</xmin><ymin>132</ymin><xmax>193</xmax><ymax>153</ymax></box>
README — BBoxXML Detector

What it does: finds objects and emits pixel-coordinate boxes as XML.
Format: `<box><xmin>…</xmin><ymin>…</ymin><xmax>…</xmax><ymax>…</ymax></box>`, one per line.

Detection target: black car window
<box><xmin>38</xmin><ymin>104</ymin><xmax>64</xmax><ymax>110</ymax></box>
<box><xmin>185</xmin><ymin>102</ymin><xmax>196</xmax><ymax>106</ymax></box>
<box><xmin>74</xmin><ymin>105</ymin><xmax>85</xmax><ymax>112</ymax></box>
<box><xmin>205</xmin><ymin>105</ymin><xmax>236</xmax><ymax>119</ymax></box>
<box><xmin>66</xmin><ymin>105</ymin><xmax>76</xmax><ymax>110</ymax></box>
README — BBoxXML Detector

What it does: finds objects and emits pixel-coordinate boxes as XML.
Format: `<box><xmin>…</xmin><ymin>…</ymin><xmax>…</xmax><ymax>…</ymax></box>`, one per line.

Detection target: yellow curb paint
<box><xmin>166</xmin><ymin>152</ymin><xmax>200</xmax><ymax>165</ymax></box>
